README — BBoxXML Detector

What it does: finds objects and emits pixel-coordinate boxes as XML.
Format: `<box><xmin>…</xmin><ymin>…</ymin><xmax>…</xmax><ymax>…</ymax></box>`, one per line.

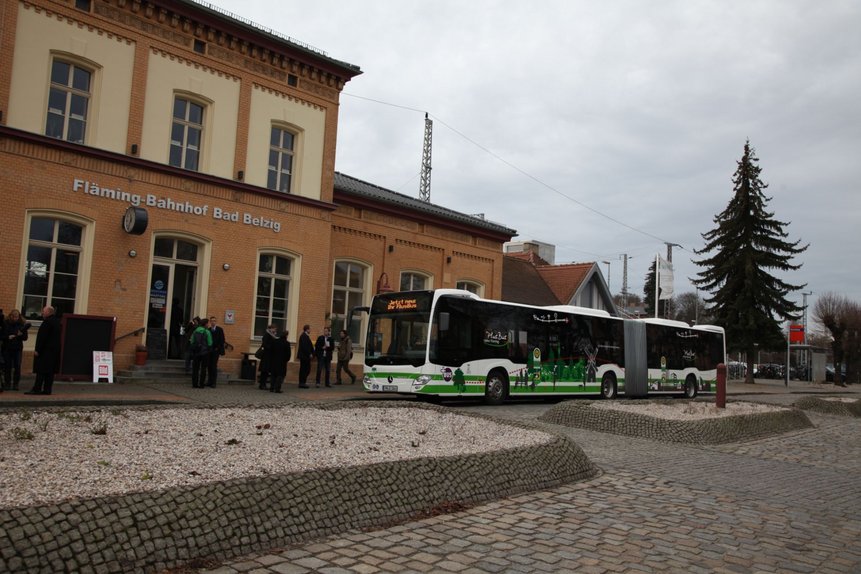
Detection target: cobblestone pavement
<box><xmin>199</xmin><ymin>399</ymin><xmax>861</xmax><ymax>574</ymax></box>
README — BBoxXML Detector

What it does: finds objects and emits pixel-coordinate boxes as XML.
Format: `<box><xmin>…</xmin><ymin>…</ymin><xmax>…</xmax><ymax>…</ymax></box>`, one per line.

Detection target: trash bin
<box><xmin>240</xmin><ymin>354</ymin><xmax>258</xmax><ymax>380</ymax></box>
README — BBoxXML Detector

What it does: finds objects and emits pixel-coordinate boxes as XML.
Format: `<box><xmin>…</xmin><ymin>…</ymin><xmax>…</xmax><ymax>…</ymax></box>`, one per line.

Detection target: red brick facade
<box><xmin>0</xmin><ymin>0</ymin><xmax>514</xmax><ymax>376</ymax></box>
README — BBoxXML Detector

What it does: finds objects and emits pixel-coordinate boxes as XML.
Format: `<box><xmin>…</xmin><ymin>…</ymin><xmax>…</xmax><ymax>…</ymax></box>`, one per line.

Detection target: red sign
<box><xmin>789</xmin><ymin>324</ymin><xmax>804</xmax><ymax>344</ymax></box>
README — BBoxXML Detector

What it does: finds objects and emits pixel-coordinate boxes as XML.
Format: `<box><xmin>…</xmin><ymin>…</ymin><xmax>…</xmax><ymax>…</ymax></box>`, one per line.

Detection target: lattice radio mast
<box><xmin>419</xmin><ymin>113</ymin><xmax>433</xmax><ymax>202</ymax></box>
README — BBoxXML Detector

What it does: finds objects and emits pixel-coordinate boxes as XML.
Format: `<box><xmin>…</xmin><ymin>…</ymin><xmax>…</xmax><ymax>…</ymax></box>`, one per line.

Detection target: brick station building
<box><xmin>0</xmin><ymin>0</ymin><xmax>515</xmax><ymax>376</ymax></box>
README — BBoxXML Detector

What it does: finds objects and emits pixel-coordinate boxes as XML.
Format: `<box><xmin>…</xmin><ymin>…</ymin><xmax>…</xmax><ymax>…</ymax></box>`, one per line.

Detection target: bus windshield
<box><xmin>365</xmin><ymin>291</ymin><xmax>433</xmax><ymax>367</ymax></box>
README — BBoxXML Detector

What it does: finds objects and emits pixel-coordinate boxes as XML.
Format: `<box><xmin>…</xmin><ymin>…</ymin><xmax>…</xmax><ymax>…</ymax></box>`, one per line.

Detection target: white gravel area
<box><xmin>0</xmin><ymin>407</ymin><xmax>552</xmax><ymax>509</ymax></box>
<box><xmin>592</xmin><ymin>400</ymin><xmax>788</xmax><ymax>420</ymax></box>
<box><xmin>821</xmin><ymin>397</ymin><xmax>859</xmax><ymax>403</ymax></box>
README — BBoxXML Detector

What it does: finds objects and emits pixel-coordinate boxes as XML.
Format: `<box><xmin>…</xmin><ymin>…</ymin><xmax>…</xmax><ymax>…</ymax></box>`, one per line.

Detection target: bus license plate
<box><xmin>382</xmin><ymin>385</ymin><xmax>398</xmax><ymax>391</ymax></box>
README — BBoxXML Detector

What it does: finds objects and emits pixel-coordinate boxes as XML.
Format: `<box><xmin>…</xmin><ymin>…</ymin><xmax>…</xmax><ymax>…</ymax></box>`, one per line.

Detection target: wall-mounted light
<box><xmin>222</xmin><ymin>263</ymin><xmax>231</xmax><ymax>271</ymax></box>
<box><xmin>236</xmin><ymin>170</ymin><xmax>244</xmax><ymax>181</ymax></box>
<box><xmin>388</xmin><ymin>245</ymin><xmax>394</xmax><ymax>253</ymax></box>
<box><xmin>128</xmin><ymin>249</ymin><xmax>137</xmax><ymax>258</ymax></box>
<box><xmin>130</xmin><ymin>143</ymin><xmax>138</xmax><ymax>155</ymax></box>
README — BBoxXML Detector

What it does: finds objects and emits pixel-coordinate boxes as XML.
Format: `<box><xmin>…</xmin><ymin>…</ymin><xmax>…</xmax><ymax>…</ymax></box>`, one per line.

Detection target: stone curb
<box><xmin>792</xmin><ymin>396</ymin><xmax>861</xmax><ymax>417</ymax></box>
<box><xmin>538</xmin><ymin>399</ymin><xmax>815</xmax><ymax>445</ymax></box>
<box><xmin>0</xmin><ymin>402</ymin><xmax>598</xmax><ymax>573</ymax></box>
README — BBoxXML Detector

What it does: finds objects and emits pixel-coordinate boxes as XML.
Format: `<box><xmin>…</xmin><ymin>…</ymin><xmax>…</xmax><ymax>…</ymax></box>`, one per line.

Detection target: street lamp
<box><xmin>601</xmin><ymin>260</ymin><xmax>611</xmax><ymax>291</ymax></box>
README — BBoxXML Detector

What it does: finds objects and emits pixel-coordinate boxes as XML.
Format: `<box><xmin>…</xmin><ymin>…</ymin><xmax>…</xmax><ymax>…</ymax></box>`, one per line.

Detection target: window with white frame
<box><xmin>400</xmin><ymin>271</ymin><xmax>430</xmax><ymax>292</ymax></box>
<box><xmin>456</xmin><ymin>280</ymin><xmax>483</xmax><ymax>296</ymax></box>
<box><xmin>331</xmin><ymin>261</ymin><xmax>366</xmax><ymax>343</ymax></box>
<box><xmin>45</xmin><ymin>59</ymin><xmax>92</xmax><ymax>144</ymax></box>
<box><xmin>23</xmin><ymin>216</ymin><xmax>84</xmax><ymax>320</ymax></box>
<box><xmin>267</xmin><ymin>126</ymin><xmax>295</xmax><ymax>193</ymax></box>
<box><xmin>255</xmin><ymin>253</ymin><xmax>293</xmax><ymax>337</ymax></box>
<box><xmin>169</xmin><ymin>96</ymin><xmax>204</xmax><ymax>171</ymax></box>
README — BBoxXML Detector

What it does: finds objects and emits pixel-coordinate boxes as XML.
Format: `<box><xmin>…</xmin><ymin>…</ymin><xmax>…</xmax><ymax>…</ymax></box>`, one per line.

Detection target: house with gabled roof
<box><xmin>502</xmin><ymin>240</ymin><xmax>618</xmax><ymax>315</ymax></box>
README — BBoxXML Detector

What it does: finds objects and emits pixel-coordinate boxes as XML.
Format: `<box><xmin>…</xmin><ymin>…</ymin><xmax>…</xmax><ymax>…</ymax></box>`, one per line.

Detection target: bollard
<box><xmin>716</xmin><ymin>363</ymin><xmax>726</xmax><ymax>409</ymax></box>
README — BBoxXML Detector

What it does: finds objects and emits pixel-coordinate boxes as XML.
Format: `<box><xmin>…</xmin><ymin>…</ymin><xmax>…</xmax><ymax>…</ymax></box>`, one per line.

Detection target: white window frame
<box><xmin>331</xmin><ymin>260</ymin><xmax>369</xmax><ymax>343</ymax></box>
<box><xmin>169</xmin><ymin>94</ymin><xmax>206</xmax><ymax>171</ymax></box>
<box><xmin>267</xmin><ymin>124</ymin><xmax>298</xmax><ymax>193</ymax></box>
<box><xmin>254</xmin><ymin>251</ymin><xmax>297</xmax><ymax>339</ymax></box>
<box><xmin>400</xmin><ymin>271</ymin><xmax>432</xmax><ymax>292</ymax></box>
<box><xmin>20</xmin><ymin>212</ymin><xmax>94</xmax><ymax>321</ymax></box>
<box><xmin>45</xmin><ymin>55</ymin><xmax>96</xmax><ymax>145</ymax></box>
<box><xmin>456</xmin><ymin>280</ymin><xmax>484</xmax><ymax>297</ymax></box>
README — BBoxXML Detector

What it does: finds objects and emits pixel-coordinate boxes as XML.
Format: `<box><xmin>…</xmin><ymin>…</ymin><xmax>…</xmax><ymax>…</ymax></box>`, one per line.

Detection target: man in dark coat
<box><xmin>268</xmin><ymin>329</ymin><xmax>292</xmax><ymax>393</ymax></box>
<box><xmin>314</xmin><ymin>326</ymin><xmax>334</xmax><ymax>387</ymax></box>
<box><xmin>27</xmin><ymin>306</ymin><xmax>62</xmax><ymax>395</ymax></box>
<box><xmin>297</xmin><ymin>324</ymin><xmax>313</xmax><ymax>388</ymax></box>
<box><xmin>207</xmin><ymin>315</ymin><xmax>227</xmax><ymax>388</ymax></box>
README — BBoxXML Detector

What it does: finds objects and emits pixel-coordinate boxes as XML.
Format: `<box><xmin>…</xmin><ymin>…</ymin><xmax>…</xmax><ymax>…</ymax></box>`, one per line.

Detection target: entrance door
<box><xmin>146</xmin><ymin>238</ymin><xmax>200</xmax><ymax>359</ymax></box>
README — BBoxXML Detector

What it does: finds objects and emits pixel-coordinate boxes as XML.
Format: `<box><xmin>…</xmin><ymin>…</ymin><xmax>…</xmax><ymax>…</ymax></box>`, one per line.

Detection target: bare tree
<box><xmin>813</xmin><ymin>292</ymin><xmax>854</xmax><ymax>386</ymax></box>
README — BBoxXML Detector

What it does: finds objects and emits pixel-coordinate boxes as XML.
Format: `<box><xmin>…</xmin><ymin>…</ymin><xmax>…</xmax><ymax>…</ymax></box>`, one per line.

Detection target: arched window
<box><xmin>23</xmin><ymin>216</ymin><xmax>85</xmax><ymax>319</ymax></box>
<box><xmin>169</xmin><ymin>95</ymin><xmax>205</xmax><ymax>171</ymax></box>
<box><xmin>456</xmin><ymin>280</ymin><xmax>484</xmax><ymax>296</ymax></box>
<box><xmin>255</xmin><ymin>252</ymin><xmax>294</xmax><ymax>337</ymax></box>
<box><xmin>400</xmin><ymin>271</ymin><xmax>431</xmax><ymax>292</ymax></box>
<box><xmin>267</xmin><ymin>125</ymin><xmax>297</xmax><ymax>193</ymax></box>
<box><xmin>45</xmin><ymin>58</ymin><xmax>93</xmax><ymax>144</ymax></box>
<box><xmin>331</xmin><ymin>261</ymin><xmax>367</xmax><ymax>342</ymax></box>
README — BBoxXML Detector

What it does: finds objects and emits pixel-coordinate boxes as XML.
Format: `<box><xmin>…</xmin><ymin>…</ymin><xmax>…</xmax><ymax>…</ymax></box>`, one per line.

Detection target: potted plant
<box><xmin>134</xmin><ymin>344</ymin><xmax>148</xmax><ymax>366</ymax></box>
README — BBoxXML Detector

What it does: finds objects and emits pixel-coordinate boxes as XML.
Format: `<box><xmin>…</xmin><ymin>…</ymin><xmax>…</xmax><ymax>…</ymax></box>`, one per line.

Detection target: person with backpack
<box><xmin>189</xmin><ymin>317</ymin><xmax>212</xmax><ymax>389</ymax></box>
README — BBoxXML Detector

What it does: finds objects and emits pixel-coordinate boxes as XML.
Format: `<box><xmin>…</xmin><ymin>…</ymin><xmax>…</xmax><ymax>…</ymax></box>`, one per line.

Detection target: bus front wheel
<box><xmin>600</xmin><ymin>373</ymin><xmax>617</xmax><ymax>400</ymax></box>
<box><xmin>485</xmin><ymin>371</ymin><xmax>508</xmax><ymax>405</ymax></box>
<box><xmin>684</xmin><ymin>375</ymin><xmax>698</xmax><ymax>399</ymax></box>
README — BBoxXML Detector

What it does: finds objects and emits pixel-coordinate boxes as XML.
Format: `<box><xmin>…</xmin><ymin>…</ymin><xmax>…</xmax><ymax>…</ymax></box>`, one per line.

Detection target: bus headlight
<box><xmin>414</xmin><ymin>375</ymin><xmax>432</xmax><ymax>388</ymax></box>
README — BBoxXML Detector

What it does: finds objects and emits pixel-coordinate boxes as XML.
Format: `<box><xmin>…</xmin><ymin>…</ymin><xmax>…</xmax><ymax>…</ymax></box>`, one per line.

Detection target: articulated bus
<box><xmin>361</xmin><ymin>289</ymin><xmax>725</xmax><ymax>404</ymax></box>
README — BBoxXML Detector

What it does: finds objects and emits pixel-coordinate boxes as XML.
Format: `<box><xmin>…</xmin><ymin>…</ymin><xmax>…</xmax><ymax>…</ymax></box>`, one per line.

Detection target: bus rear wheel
<box><xmin>684</xmin><ymin>375</ymin><xmax>698</xmax><ymax>399</ymax></box>
<box><xmin>485</xmin><ymin>370</ymin><xmax>508</xmax><ymax>405</ymax></box>
<box><xmin>600</xmin><ymin>373</ymin><xmax>617</xmax><ymax>399</ymax></box>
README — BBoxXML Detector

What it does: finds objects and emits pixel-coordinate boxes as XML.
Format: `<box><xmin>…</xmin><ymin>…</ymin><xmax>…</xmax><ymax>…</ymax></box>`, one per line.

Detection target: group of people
<box><xmin>257</xmin><ymin>325</ymin><xmax>356</xmax><ymax>392</ymax></box>
<box><xmin>183</xmin><ymin>315</ymin><xmax>229</xmax><ymax>389</ymax></box>
<box><xmin>1</xmin><ymin>308</ymin><xmax>32</xmax><ymax>392</ymax></box>
<box><xmin>0</xmin><ymin>305</ymin><xmax>60</xmax><ymax>395</ymax></box>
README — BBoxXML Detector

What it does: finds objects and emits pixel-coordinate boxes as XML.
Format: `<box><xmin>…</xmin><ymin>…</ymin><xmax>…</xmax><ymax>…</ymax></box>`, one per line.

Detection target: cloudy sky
<box><xmin>213</xmin><ymin>0</ymin><xmax>860</xmax><ymax>318</ymax></box>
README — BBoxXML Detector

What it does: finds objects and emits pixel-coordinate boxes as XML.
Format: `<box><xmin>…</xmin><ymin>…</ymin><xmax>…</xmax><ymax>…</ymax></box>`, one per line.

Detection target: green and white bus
<box><xmin>361</xmin><ymin>289</ymin><xmax>725</xmax><ymax>404</ymax></box>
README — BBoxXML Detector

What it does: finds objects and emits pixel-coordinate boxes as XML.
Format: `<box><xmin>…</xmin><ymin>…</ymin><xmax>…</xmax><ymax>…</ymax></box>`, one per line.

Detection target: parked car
<box><xmin>825</xmin><ymin>364</ymin><xmax>846</xmax><ymax>382</ymax></box>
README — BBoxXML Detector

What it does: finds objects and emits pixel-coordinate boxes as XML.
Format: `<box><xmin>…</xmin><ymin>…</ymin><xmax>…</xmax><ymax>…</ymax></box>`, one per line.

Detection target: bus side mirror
<box><xmin>439</xmin><ymin>312</ymin><xmax>450</xmax><ymax>331</ymax></box>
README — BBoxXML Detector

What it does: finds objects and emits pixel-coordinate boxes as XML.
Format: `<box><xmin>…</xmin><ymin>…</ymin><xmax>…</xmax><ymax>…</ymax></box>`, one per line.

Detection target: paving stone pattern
<box><xmin>204</xmin><ymin>403</ymin><xmax>861</xmax><ymax>574</ymax></box>
<box><xmin>537</xmin><ymin>399</ymin><xmax>815</xmax><ymax>444</ymax></box>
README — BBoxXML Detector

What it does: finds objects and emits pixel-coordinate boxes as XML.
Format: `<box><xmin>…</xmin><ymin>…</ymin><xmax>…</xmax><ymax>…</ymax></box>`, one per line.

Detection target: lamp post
<box><xmin>601</xmin><ymin>260</ymin><xmax>611</xmax><ymax>292</ymax></box>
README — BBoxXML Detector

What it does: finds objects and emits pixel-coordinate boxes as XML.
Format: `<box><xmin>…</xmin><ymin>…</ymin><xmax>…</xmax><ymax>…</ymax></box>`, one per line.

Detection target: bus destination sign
<box><xmin>387</xmin><ymin>297</ymin><xmax>418</xmax><ymax>312</ymax></box>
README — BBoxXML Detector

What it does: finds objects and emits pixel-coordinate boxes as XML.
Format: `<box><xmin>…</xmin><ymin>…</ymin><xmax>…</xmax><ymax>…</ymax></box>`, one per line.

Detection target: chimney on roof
<box><xmin>504</xmin><ymin>240</ymin><xmax>555</xmax><ymax>265</ymax></box>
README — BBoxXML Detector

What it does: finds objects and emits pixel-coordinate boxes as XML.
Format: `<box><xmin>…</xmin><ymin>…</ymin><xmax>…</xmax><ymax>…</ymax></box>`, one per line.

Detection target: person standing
<box><xmin>335</xmin><ymin>329</ymin><xmax>357</xmax><ymax>385</ymax></box>
<box><xmin>26</xmin><ymin>306</ymin><xmax>62</xmax><ymax>395</ymax></box>
<box><xmin>258</xmin><ymin>324</ymin><xmax>277</xmax><ymax>390</ymax></box>
<box><xmin>297</xmin><ymin>324</ymin><xmax>313</xmax><ymax>388</ymax></box>
<box><xmin>189</xmin><ymin>317</ymin><xmax>212</xmax><ymax>389</ymax></box>
<box><xmin>314</xmin><ymin>326</ymin><xmax>334</xmax><ymax>387</ymax></box>
<box><xmin>184</xmin><ymin>316</ymin><xmax>200</xmax><ymax>374</ymax></box>
<box><xmin>2</xmin><ymin>309</ymin><xmax>30</xmax><ymax>391</ymax></box>
<box><xmin>207</xmin><ymin>315</ymin><xmax>227</xmax><ymax>388</ymax></box>
<box><xmin>269</xmin><ymin>329</ymin><xmax>292</xmax><ymax>393</ymax></box>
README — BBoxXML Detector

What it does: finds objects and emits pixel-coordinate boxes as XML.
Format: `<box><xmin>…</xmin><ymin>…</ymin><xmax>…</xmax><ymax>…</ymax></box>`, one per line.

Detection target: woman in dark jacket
<box><xmin>257</xmin><ymin>324</ymin><xmax>277</xmax><ymax>390</ymax></box>
<box><xmin>268</xmin><ymin>329</ymin><xmax>292</xmax><ymax>393</ymax></box>
<box><xmin>2</xmin><ymin>309</ymin><xmax>30</xmax><ymax>390</ymax></box>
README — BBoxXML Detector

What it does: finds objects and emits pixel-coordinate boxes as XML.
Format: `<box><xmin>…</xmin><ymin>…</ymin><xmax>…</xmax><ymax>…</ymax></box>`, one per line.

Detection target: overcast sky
<box><xmin>213</xmin><ymin>0</ymin><xmax>860</xmax><ymax>320</ymax></box>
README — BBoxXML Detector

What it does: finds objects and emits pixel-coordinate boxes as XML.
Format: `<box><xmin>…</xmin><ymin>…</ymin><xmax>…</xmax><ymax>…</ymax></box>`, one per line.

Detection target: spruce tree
<box><xmin>643</xmin><ymin>261</ymin><xmax>669</xmax><ymax>318</ymax></box>
<box><xmin>693</xmin><ymin>140</ymin><xmax>808</xmax><ymax>383</ymax></box>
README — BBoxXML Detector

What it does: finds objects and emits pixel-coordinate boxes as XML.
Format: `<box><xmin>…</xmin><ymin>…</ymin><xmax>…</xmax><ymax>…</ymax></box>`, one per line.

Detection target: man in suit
<box><xmin>314</xmin><ymin>326</ymin><xmax>334</xmax><ymax>388</ymax></box>
<box><xmin>207</xmin><ymin>315</ymin><xmax>227</xmax><ymax>388</ymax></box>
<box><xmin>26</xmin><ymin>306</ymin><xmax>62</xmax><ymax>395</ymax></box>
<box><xmin>297</xmin><ymin>324</ymin><xmax>314</xmax><ymax>388</ymax></box>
